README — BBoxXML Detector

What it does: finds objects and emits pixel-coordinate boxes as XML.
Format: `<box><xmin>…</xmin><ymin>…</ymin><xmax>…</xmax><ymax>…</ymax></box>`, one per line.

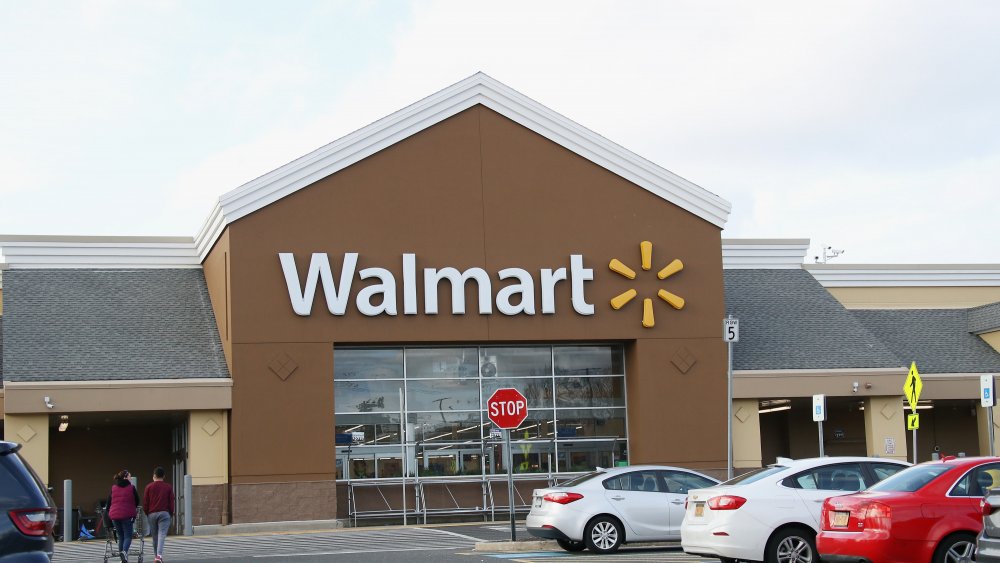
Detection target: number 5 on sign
<box><xmin>907</xmin><ymin>413</ymin><xmax>920</xmax><ymax>430</ymax></box>
<box><xmin>723</xmin><ymin>318</ymin><xmax>739</xmax><ymax>342</ymax></box>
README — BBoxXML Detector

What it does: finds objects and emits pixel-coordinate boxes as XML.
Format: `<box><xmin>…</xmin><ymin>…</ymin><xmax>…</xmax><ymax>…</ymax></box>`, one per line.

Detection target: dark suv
<box><xmin>0</xmin><ymin>441</ymin><xmax>55</xmax><ymax>561</ymax></box>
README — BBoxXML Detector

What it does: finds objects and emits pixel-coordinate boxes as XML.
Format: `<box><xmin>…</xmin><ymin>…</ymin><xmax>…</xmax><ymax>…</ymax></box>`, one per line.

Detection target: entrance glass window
<box><xmin>334</xmin><ymin>344</ymin><xmax>628</xmax><ymax>480</ymax></box>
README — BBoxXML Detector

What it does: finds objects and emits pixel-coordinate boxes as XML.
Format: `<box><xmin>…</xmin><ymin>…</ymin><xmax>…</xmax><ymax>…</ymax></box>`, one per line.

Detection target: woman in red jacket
<box><xmin>107</xmin><ymin>469</ymin><xmax>140</xmax><ymax>563</ymax></box>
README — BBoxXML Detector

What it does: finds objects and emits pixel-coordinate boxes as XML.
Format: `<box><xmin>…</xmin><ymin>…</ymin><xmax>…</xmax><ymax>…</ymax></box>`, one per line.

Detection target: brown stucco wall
<box><xmin>203</xmin><ymin>228</ymin><xmax>232</xmax><ymax>373</ymax></box>
<box><xmin>217</xmin><ymin>105</ymin><xmax>726</xmax><ymax>521</ymax></box>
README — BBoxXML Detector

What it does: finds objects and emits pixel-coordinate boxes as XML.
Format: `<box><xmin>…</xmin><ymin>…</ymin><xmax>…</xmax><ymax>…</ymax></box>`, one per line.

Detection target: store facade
<box><xmin>2</xmin><ymin>75</ymin><xmax>733</xmax><ymax>524</ymax></box>
<box><xmin>3</xmin><ymin>74</ymin><xmax>1000</xmax><ymax>527</ymax></box>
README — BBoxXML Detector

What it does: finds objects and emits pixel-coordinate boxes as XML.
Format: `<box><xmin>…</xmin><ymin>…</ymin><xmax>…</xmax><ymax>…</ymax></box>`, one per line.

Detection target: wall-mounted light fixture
<box><xmin>58</xmin><ymin>415</ymin><xmax>69</xmax><ymax>432</ymax></box>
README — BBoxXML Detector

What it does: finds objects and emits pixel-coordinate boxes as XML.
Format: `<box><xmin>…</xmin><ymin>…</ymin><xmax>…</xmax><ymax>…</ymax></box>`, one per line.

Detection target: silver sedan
<box><xmin>526</xmin><ymin>464</ymin><xmax>719</xmax><ymax>554</ymax></box>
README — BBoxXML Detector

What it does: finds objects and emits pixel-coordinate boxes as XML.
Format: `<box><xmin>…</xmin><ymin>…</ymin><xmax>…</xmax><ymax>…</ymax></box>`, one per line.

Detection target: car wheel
<box><xmin>765</xmin><ymin>526</ymin><xmax>817</xmax><ymax>563</ymax></box>
<box><xmin>933</xmin><ymin>532</ymin><xmax>976</xmax><ymax>563</ymax></box>
<box><xmin>556</xmin><ymin>538</ymin><xmax>586</xmax><ymax>552</ymax></box>
<box><xmin>584</xmin><ymin>515</ymin><xmax>624</xmax><ymax>554</ymax></box>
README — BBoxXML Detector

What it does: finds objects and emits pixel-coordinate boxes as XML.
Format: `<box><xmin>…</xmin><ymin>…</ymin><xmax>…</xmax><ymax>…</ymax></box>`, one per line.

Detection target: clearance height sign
<box><xmin>278</xmin><ymin>242</ymin><xmax>687</xmax><ymax>329</ymax></box>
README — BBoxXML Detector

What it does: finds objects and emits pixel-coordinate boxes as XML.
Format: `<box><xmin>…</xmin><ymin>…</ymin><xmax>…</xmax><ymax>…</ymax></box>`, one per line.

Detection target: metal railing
<box><xmin>344</xmin><ymin>472</ymin><xmax>587</xmax><ymax>525</ymax></box>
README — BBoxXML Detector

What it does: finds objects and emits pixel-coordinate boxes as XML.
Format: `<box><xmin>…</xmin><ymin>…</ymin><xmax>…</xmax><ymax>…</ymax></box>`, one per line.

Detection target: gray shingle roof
<box><xmin>852</xmin><ymin>308</ymin><xmax>1000</xmax><ymax>374</ymax></box>
<box><xmin>2</xmin><ymin>269</ymin><xmax>229</xmax><ymax>381</ymax></box>
<box><xmin>724</xmin><ymin>269</ymin><xmax>903</xmax><ymax>370</ymax></box>
<box><xmin>969</xmin><ymin>301</ymin><xmax>1000</xmax><ymax>334</ymax></box>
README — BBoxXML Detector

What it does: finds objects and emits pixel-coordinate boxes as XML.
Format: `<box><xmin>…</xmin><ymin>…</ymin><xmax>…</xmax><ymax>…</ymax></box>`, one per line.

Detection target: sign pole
<box><xmin>990</xmin><ymin>406</ymin><xmax>996</xmax><ymax>458</ymax></box>
<box><xmin>727</xmin><ymin>338</ymin><xmax>733</xmax><ymax>480</ymax></box>
<box><xmin>723</xmin><ymin>316</ymin><xmax>739</xmax><ymax>480</ymax></box>
<box><xmin>813</xmin><ymin>394</ymin><xmax>826</xmax><ymax>457</ymax></box>
<box><xmin>400</xmin><ymin>387</ymin><xmax>407</xmax><ymax>526</ymax></box>
<box><xmin>904</xmin><ymin>363</ymin><xmax>923</xmax><ymax>464</ymax></box>
<box><xmin>486</xmin><ymin>388</ymin><xmax>527</xmax><ymax>543</ymax></box>
<box><xmin>505</xmin><ymin>429</ymin><xmax>516</xmax><ymax>541</ymax></box>
<box><xmin>984</xmin><ymin>375</ymin><xmax>997</xmax><ymax>457</ymax></box>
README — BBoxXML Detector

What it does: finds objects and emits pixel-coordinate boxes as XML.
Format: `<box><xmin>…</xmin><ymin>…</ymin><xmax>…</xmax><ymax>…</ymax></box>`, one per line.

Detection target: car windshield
<box><xmin>558</xmin><ymin>470</ymin><xmax>606</xmax><ymax>487</ymax></box>
<box><xmin>721</xmin><ymin>465</ymin><xmax>788</xmax><ymax>486</ymax></box>
<box><xmin>867</xmin><ymin>464</ymin><xmax>953</xmax><ymax>492</ymax></box>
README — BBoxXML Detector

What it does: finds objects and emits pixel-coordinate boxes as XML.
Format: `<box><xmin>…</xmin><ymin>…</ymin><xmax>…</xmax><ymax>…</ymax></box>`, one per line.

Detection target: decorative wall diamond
<box><xmin>735</xmin><ymin>405</ymin><xmax>751</xmax><ymax>423</ymax></box>
<box><xmin>670</xmin><ymin>346</ymin><xmax>697</xmax><ymax>374</ymax></box>
<box><xmin>17</xmin><ymin>425</ymin><xmax>37</xmax><ymax>443</ymax></box>
<box><xmin>268</xmin><ymin>352</ymin><xmax>299</xmax><ymax>381</ymax></box>
<box><xmin>880</xmin><ymin>402</ymin><xmax>897</xmax><ymax>420</ymax></box>
<box><xmin>202</xmin><ymin>418</ymin><xmax>220</xmax><ymax>437</ymax></box>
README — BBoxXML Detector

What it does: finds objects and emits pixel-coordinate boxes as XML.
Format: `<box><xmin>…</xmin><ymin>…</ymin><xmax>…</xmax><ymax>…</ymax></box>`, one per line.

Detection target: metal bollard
<box><xmin>184</xmin><ymin>474</ymin><xmax>193</xmax><ymax>536</ymax></box>
<box><xmin>63</xmin><ymin>480</ymin><xmax>72</xmax><ymax>544</ymax></box>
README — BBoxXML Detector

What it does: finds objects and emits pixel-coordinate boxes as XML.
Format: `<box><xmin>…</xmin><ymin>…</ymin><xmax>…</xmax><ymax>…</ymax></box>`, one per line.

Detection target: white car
<box><xmin>526</xmin><ymin>464</ymin><xmax>720</xmax><ymax>553</ymax></box>
<box><xmin>681</xmin><ymin>456</ymin><xmax>909</xmax><ymax>563</ymax></box>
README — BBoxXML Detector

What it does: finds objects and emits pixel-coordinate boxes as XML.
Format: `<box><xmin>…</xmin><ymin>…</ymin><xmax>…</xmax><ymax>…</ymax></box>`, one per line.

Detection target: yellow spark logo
<box><xmin>609</xmin><ymin>241</ymin><xmax>685</xmax><ymax>328</ymax></box>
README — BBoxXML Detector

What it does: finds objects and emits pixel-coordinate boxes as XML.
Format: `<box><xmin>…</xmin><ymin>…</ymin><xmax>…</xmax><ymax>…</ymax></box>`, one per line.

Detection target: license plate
<box><xmin>533</xmin><ymin>497</ymin><xmax>542</xmax><ymax>507</ymax></box>
<box><xmin>694</xmin><ymin>502</ymin><xmax>705</xmax><ymax>517</ymax></box>
<box><xmin>831</xmin><ymin>511</ymin><xmax>850</xmax><ymax>527</ymax></box>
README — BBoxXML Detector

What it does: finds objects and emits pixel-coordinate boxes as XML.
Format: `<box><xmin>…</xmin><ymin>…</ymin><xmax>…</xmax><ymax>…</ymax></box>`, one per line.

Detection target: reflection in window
<box><xmin>335</xmin><ymin>380</ymin><xmax>403</xmax><ymax>413</ymax></box>
<box><xmin>480</xmin><ymin>347</ymin><xmax>552</xmax><ymax>377</ymax></box>
<box><xmin>502</xmin><ymin>410</ymin><xmax>554</xmax><ymax>440</ymax></box>
<box><xmin>481</xmin><ymin>378</ymin><xmax>552</xmax><ymax>409</ymax></box>
<box><xmin>555</xmin><ymin>377</ymin><xmax>625</xmax><ymax>408</ymax></box>
<box><xmin>335</xmin><ymin>349</ymin><xmax>403</xmax><ymax>380</ymax></box>
<box><xmin>555</xmin><ymin>408</ymin><xmax>626</xmax><ymax>439</ymax></box>
<box><xmin>334</xmin><ymin>344</ymin><xmax>628</xmax><ymax>478</ymax></box>
<box><xmin>554</xmin><ymin>345</ymin><xmax>624</xmax><ymax>375</ymax></box>
<box><xmin>407</xmin><ymin>379</ymin><xmax>481</xmax><ymax>411</ymax></box>
<box><xmin>407</xmin><ymin>411</ymin><xmax>482</xmax><ymax>443</ymax></box>
<box><xmin>406</xmin><ymin>347</ymin><xmax>479</xmax><ymax>379</ymax></box>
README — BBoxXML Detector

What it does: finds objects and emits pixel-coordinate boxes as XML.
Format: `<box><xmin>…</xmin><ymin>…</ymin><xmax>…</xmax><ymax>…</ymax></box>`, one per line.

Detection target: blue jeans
<box><xmin>112</xmin><ymin>518</ymin><xmax>134</xmax><ymax>555</ymax></box>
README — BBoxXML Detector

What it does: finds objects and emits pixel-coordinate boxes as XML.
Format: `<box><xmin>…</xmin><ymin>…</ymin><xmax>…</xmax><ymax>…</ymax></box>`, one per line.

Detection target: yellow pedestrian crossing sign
<box><xmin>907</xmin><ymin>413</ymin><xmax>920</xmax><ymax>430</ymax></box>
<box><xmin>904</xmin><ymin>362</ymin><xmax>923</xmax><ymax>411</ymax></box>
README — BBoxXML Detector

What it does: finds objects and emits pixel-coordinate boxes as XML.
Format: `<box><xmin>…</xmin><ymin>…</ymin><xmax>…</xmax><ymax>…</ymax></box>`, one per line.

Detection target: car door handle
<box><xmin>670</xmin><ymin>500</ymin><xmax>685</xmax><ymax>505</ymax></box>
<box><xmin>611</xmin><ymin>495</ymin><xmax>625</xmax><ymax>501</ymax></box>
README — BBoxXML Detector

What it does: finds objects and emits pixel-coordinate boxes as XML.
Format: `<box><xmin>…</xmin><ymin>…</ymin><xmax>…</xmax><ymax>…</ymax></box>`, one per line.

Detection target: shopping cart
<box><xmin>99</xmin><ymin>506</ymin><xmax>145</xmax><ymax>563</ymax></box>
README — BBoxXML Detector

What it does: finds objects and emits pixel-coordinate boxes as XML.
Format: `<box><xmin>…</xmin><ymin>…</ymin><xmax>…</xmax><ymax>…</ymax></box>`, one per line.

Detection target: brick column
<box><xmin>189</xmin><ymin>410</ymin><xmax>229</xmax><ymax>525</ymax></box>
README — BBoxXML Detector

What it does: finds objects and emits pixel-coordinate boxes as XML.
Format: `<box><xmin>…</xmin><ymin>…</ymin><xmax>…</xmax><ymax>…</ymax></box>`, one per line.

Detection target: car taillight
<box><xmin>707</xmin><ymin>495</ymin><xmax>747</xmax><ymax>510</ymax></box>
<box><xmin>862</xmin><ymin>502</ymin><xmax>892</xmax><ymax>531</ymax></box>
<box><xmin>8</xmin><ymin>508</ymin><xmax>56</xmax><ymax>536</ymax></box>
<box><xmin>543</xmin><ymin>492</ymin><xmax>584</xmax><ymax>504</ymax></box>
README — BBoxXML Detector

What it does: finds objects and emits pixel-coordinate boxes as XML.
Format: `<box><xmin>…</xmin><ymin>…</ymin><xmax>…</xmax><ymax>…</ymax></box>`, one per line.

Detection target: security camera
<box><xmin>851</xmin><ymin>382</ymin><xmax>859</xmax><ymax>393</ymax></box>
<box><xmin>43</xmin><ymin>396</ymin><xmax>55</xmax><ymax>409</ymax></box>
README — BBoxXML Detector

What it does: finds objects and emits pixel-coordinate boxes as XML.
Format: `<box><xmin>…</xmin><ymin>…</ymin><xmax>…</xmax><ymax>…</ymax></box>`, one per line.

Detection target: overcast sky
<box><xmin>1</xmin><ymin>1</ymin><xmax>998</xmax><ymax>264</ymax></box>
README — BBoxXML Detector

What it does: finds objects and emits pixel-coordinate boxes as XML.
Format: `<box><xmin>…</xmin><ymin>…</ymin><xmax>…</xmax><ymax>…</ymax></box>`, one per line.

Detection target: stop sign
<box><xmin>487</xmin><ymin>388</ymin><xmax>528</xmax><ymax>429</ymax></box>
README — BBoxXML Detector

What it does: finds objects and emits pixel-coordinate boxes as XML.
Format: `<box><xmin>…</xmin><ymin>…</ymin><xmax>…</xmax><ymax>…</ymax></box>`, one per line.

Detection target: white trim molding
<box><xmin>0</xmin><ymin>235</ymin><xmax>200</xmax><ymax>269</ymax></box>
<box><xmin>807</xmin><ymin>264</ymin><xmax>1000</xmax><ymax>287</ymax></box>
<box><xmin>2</xmin><ymin>74</ymin><xmax>732</xmax><ymax>268</ymax></box>
<box><xmin>722</xmin><ymin>238</ymin><xmax>810</xmax><ymax>269</ymax></box>
<box><xmin>193</xmin><ymin>72</ymin><xmax>733</xmax><ymax>260</ymax></box>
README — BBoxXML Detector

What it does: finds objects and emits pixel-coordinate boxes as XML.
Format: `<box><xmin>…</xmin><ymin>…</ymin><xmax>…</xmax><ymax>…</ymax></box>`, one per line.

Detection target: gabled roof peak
<box><xmin>193</xmin><ymin>72</ymin><xmax>732</xmax><ymax>259</ymax></box>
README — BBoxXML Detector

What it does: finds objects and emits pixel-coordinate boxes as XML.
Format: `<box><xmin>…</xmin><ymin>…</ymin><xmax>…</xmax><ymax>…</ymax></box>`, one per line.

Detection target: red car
<box><xmin>817</xmin><ymin>456</ymin><xmax>1000</xmax><ymax>563</ymax></box>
